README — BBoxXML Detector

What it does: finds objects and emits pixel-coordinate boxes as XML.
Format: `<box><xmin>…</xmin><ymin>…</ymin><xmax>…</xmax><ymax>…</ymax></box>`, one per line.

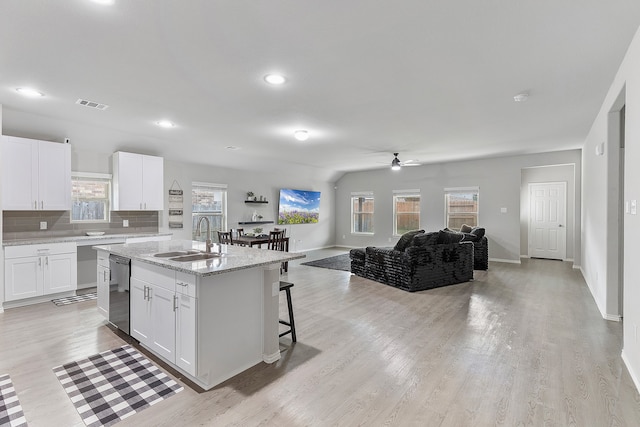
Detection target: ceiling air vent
<box><xmin>76</xmin><ymin>98</ymin><xmax>109</xmax><ymax>110</ymax></box>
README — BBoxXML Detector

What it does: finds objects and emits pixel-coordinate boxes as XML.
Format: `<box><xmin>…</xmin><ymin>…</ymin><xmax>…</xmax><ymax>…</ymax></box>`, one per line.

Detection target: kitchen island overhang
<box><xmin>93</xmin><ymin>239</ymin><xmax>305</xmax><ymax>390</ymax></box>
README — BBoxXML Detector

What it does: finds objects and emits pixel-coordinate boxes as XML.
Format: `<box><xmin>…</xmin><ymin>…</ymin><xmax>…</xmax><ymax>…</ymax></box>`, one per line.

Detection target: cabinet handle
<box><xmin>140</xmin><ymin>202</ymin><xmax>143</xmax><ymax>209</ymax></box>
<box><xmin>45</xmin><ymin>256</ymin><xmax>48</xmax><ymax>266</ymax></box>
<box><xmin>173</xmin><ymin>295</ymin><xmax>178</xmax><ymax>312</ymax></box>
<box><xmin>34</xmin><ymin>201</ymin><xmax>38</xmax><ymax>210</ymax></box>
<box><xmin>41</xmin><ymin>201</ymin><xmax>44</xmax><ymax>209</ymax></box>
<box><xmin>144</xmin><ymin>202</ymin><xmax>147</xmax><ymax>209</ymax></box>
<box><xmin>147</xmin><ymin>286</ymin><xmax>152</xmax><ymax>300</ymax></box>
<box><xmin>143</xmin><ymin>285</ymin><xmax>147</xmax><ymax>300</ymax></box>
<box><xmin>103</xmin><ymin>271</ymin><xmax>108</xmax><ymax>281</ymax></box>
<box><xmin>38</xmin><ymin>257</ymin><xmax>42</xmax><ymax>267</ymax></box>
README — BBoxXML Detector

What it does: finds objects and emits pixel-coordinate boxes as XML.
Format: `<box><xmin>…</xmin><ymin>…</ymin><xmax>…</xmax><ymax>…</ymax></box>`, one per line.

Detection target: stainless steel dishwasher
<box><xmin>109</xmin><ymin>254</ymin><xmax>131</xmax><ymax>334</ymax></box>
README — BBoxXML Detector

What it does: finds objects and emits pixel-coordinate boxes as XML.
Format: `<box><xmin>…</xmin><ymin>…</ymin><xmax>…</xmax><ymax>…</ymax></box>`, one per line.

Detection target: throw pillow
<box><xmin>470</xmin><ymin>227</ymin><xmax>485</xmax><ymax>240</ymax></box>
<box><xmin>461</xmin><ymin>232</ymin><xmax>478</xmax><ymax>242</ymax></box>
<box><xmin>393</xmin><ymin>229</ymin><xmax>425</xmax><ymax>251</ymax></box>
<box><xmin>437</xmin><ymin>229</ymin><xmax>464</xmax><ymax>244</ymax></box>
<box><xmin>411</xmin><ymin>231</ymin><xmax>440</xmax><ymax>247</ymax></box>
<box><xmin>460</xmin><ymin>224</ymin><xmax>473</xmax><ymax>233</ymax></box>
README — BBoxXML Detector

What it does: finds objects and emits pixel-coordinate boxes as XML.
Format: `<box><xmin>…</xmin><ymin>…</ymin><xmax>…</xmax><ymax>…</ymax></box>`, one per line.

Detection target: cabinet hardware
<box><xmin>140</xmin><ymin>202</ymin><xmax>143</xmax><ymax>209</ymax></box>
<box><xmin>45</xmin><ymin>256</ymin><xmax>48</xmax><ymax>266</ymax></box>
<box><xmin>34</xmin><ymin>201</ymin><xmax>37</xmax><ymax>209</ymax></box>
<box><xmin>103</xmin><ymin>270</ymin><xmax>108</xmax><ymax>281</ymax></box>
<box><xmin>144</xmin><ymin>202</ymin><xmax>147</xmax><ymax>209</ymax></box>
<box><xmin>173</xmin><ymin>295</ymin><xmax>178</xmax><ymax>312</ymax></box>
<box><xmin>41</xmin><ymin>201</ymin><xmax>44</xmax><ymax>209</ymax></box>
<box><xmin>38</xmin><ymin>257</ymin><xmax>42</xmax><ymax>267</ymax></box>
<box><xmin>143</xmin><ymin>285</ymin><xmax>148</xmax><ymax>300</ymax></box>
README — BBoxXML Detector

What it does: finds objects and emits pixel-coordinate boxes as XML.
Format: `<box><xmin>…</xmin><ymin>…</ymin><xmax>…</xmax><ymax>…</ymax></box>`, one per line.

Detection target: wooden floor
<box><xmin>1</xmin><ymin>251</ymin><xmax>640</xmax><ymax>426</ymax></box>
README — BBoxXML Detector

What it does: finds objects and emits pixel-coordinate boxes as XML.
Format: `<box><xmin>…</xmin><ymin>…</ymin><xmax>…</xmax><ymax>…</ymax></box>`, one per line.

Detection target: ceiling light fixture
<box><xmin>513</xmin><ymin>92</ymin><xmax>529</xmax><ymax>102</ymax></box>
<box><xmin>391</xmin><ymin>153</ymin><xmax>402</xmax><ymax>171</ymax></box>
<box><xmin>293</xmin><ymin>130</ymin><xmax>309</xmax><ymax>141</ymax></box>
<box><xmin>16</xmin><ymin>87</ymin><xmax>44</xmax><ymax>98</ymax></box>
<box><xmin>264</xmin><ymin>74</ymin><xmax>286</xmax><ymax>85</ymax></box>
<box><xmin>156</xmin><ymin>120</ymin><xmax>175</xmax><ymax>128</ymax></box>
<box><xmin>90</xmin><ymin>0</ymin><xmax>115</xmax><ymax>5</ymax></box>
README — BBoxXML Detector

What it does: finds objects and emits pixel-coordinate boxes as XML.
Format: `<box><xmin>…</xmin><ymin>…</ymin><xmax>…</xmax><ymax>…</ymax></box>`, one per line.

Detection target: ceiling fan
<box><xmin>390</xmin><ymin>153</ymin><xmax>421</xmax><ymax>170</ymax></box>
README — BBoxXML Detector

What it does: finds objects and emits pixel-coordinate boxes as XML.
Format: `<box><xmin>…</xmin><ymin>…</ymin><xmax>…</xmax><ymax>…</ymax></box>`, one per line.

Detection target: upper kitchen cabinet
<box><xmin>1</xmin><ymin>135</ymin><xmax>71</xmax><ymax>211</ymax></box>
<box><xmin>112</xmin><ymin>151</ymin><xmax>164</xmax><ymax>210</ymax></box>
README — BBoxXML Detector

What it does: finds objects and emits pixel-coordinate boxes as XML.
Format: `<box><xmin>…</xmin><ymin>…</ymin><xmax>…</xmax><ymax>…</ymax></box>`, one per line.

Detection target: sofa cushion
<box><xmin>461</xmin><ymin>232</ymin><xmax>479</xmax><ymax>242</ymax></box>
<box><xmin>410</xmin><ymin>231</ymin><xmax>440</xmax><ymax>247</ymax></box>
<box><xmin>393</xmin><ymin>229</ymin><xmax>425</xmax><ymax>251</ymax></box>
<box><xmin>460</xmin><ymin>224</ymin><xmax>473</xmax><ymax>233</ymax></box>
<box><xmin>438</xmin><ymin>229</ymin><xmax>464</xmax><ymax>244</ymax></box>
<box><xmin>470</xmin><ymin>227</ymin><xmax>485</xmax><ymax>240</ymax></box>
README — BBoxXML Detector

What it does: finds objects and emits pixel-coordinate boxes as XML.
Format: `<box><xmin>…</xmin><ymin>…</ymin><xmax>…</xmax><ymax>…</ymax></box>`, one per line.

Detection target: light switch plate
<box><xmin>40</xmin><ymin>221</ymin><xmax>47</xmax><ymax>230</ymax></box>
<box><xmin>500</xmin><ymin>207</ymin><xmax>507</xmax><ymax>213</ymax></box>
<box><xmin>123</xmin><ymin>219</ymin><xmax>129</xmax><ymax>227</ymax></box>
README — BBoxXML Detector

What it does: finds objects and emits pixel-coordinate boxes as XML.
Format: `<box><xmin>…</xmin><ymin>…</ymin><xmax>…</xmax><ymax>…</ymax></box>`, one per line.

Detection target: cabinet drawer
<box><xmin>131</xmin><ymin>261</ymin><xmax>175</xmax><ymax>291</ymax></box>
<box><xmin>5</xmin><ymin>242</ymin><xmax>77</xmax><ymax>259</ymax></box>
<box><xmin>176</xmin><ymin>271</ymin><xmax>197</xmax><ymax>297</ymax></box>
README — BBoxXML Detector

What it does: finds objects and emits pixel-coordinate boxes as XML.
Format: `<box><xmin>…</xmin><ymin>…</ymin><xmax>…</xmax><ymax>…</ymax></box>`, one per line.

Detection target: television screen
<box><xmin>278</xmin><ymin>189</ymin><xmax>321</xmax><ymax>224</ymax></box>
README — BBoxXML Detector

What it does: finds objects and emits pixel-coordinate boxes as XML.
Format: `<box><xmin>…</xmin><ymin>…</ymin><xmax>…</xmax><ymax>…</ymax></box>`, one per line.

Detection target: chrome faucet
<box><xmin>196</xmin><ymin>217</ymin><xmax>213</xmax><ymax>253</ymax></box>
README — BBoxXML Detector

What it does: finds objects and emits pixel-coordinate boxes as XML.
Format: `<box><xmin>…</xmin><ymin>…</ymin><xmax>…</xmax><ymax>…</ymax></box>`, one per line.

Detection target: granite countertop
<box><xmin>2</xmin><ymin>232</ymin><xmax>173</xmax><ymax>247</ymax></box>
<box><xmin>93</xmin><ymin>239</ymin><xmax>306</xmax><ymax>277</ymax></box>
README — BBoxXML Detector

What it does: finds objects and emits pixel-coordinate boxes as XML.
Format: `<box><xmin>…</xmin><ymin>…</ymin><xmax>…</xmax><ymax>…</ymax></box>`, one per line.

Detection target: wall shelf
<box><xmin>238</xmin><ymin>221</ymin><xmax>274</xmax><ymax>225</ymax></box>
<box><xmin>244</xmin><ymin>200</ymin><xmax>269</xmax><ymax>204</ymax></box>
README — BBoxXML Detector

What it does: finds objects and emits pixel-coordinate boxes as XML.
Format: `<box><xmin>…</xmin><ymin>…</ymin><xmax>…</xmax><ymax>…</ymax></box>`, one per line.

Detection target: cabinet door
<box><xmin>97</xmin><ymin>265</ymin><xmax>109</xmax><ymax>319</ymax></box>
<box><xmin>141</xmin><ymin>155</ymin><xmax>164</xmax><ymax>210</ymax></box>
<box><xmin>176</xmin><ymin>293</ymin><xmax>197</xmax><ymax>375</ymax></box>
<box><xmin>130</xmin><ymin>277</ymin><xmax>152</xmax><ymax>344</ymax></box>
<box><xmin>114</xmin><ymin>151</ymin><xmax>143</xmax><ymax>210</ymax></box>
<box><xmin>2</xmin><ymin>136</ymin><xmax>38</xmax><ymax>210</ymax></box>
<box><xmin>43</xmin><ymin>253</ymin><xmax>77</xmax><ymax>294</ymax></box>
<box><xmin>149</xmin><ymin>284</ymin><xmax>176</xmax><ymax>362</ymax></box>
<box><xmin>38</xmin><ymin>141</ymin><xmax>71</xmax><ymax>210</ymax></box>
<box><xmin>4</xmin><ymin>256</ymin><xmax>42</xmax><ymax>301</ymax></box>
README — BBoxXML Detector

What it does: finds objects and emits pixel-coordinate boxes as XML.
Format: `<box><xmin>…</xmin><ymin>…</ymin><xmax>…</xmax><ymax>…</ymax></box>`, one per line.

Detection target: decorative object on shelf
<box><xmin>246</xmin><ymin>191</ymin><xmax>256</xmax><ymax>201</ymax></box>
<box><xmin>252</xmin><ymin>210</ymin><xmax>258</xmax><ymax>221</ymax></box>
<box><xmin>257</xmin><ymin>214</ymin><xmax>263</xmax><ymax>220</ymax></box>
<box><xmin>169</xmin><ymin>180</ymin><xmax>184</xmax><ymax>229</ymax></box>
<box><xmin>253</xmin><ymin>227</ymin><xmax>263</xmax><ymax>235</ymax></box>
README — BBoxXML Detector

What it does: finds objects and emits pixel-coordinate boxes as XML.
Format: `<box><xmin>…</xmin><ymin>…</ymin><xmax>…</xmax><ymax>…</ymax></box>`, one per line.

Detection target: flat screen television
<box><xmin>278</xmin><ymin>189</ymin><xmax>321</xmax><ymax>224</ymax></box>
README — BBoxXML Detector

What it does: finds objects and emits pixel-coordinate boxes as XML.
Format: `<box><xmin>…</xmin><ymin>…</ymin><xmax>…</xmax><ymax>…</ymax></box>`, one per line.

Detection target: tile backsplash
<box><xmin>2</xmin><ymin>210</ymin><xmax>159</xmax><ymax>241</ymax></box>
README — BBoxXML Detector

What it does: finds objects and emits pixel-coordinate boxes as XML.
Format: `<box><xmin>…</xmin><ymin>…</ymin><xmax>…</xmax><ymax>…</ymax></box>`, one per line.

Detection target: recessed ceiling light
<box><xmin>264</xmin><ymin>74</ymin><xmax>286</xmax><ymax>85</ymax></box>
<box><xmin>293</xmin><ymin>130</ymin><xmax>309</xmax><ymax>141</ymax></box>
<box><xmin>16</xmin><ymin>87</ymin><xmax>44</xmax><ymax>98</ymax></box>
<box><xmin>156</xmin><ymin>120</ymin><xmax>175</xmax><ymax>128</ymax></box>
<box><xmin>513</xmin><ymin>92</ymin><xmax>529</xmax><ymax>102</ymax></box>
<box><xmin>226</xmin><ymin>146</ymin><xmax>240</xmax><ymax>150</ymax></box>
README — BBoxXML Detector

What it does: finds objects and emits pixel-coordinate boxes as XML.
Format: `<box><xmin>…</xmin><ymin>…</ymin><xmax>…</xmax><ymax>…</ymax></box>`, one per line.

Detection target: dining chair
<box><xmin>231</xmin><ymin>228</ymin><xmax>246</xmax><ymax>246</ymax></box>
<box><xmin>217</xmin><ymin>231</ymin><xmax>233</xmax><ymax>245</ymax></box>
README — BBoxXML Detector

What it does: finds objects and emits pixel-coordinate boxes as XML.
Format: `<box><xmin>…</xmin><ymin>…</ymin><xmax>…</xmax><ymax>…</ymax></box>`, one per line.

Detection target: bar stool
<box><xmin>279</xmin><ymin>281</ymin><xmax>297</xmax><ymax>342</ymax></box>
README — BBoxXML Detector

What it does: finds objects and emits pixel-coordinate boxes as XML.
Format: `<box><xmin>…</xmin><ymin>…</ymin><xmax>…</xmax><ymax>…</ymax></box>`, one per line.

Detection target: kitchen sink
<box><xmin>168</xmin><ymin>253</ymin><xmax>224</xmax><ymax>262</ymax></box>
<box><xmin>153</xmin><ymin>250</ymin><xmax>202</xmax><ymax>258</ymax></box>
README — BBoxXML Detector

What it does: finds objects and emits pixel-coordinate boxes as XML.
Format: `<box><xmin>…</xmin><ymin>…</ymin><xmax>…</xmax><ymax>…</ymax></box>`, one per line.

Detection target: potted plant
<box><xmin>253</xmin><ymin>227</ymin><xmax>263</xmax><ymax>235</ymax></box>
<box><xmin>246</xmin><ymin>191</ymin><xmax>255</xmax><ymax>201</ymax></box>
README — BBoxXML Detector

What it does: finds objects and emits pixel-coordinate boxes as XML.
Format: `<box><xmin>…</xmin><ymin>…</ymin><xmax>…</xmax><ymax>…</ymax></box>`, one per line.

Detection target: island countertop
<box><xmin>93</xmin><ymin>239</ymin><xmax>305</xmax><ymax>277</ymax></box>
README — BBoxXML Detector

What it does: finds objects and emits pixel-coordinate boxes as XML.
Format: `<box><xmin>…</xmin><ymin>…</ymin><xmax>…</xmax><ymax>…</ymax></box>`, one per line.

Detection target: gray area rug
<box><xmin>301</xmin><ymin>253</ymin><xmax>351</xmax><ymax>271</ymax></box>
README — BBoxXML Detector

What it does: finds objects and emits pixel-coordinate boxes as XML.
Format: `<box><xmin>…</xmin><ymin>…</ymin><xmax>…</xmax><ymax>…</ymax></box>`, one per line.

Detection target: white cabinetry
<box><xmin>130</xmin><ymin>262</ymin><xmax>196</xmax><ymax>369</ymax></box>
<box><xmin>1</xmin><ymin>135</ymin><xmax>71</xmax><ymax>210</ymax></box>
<box><xmin>112</xmin><ymin>151</ymin><xmax>164</xmax><ymax>211</ymax></box>
<box><xmin>4</xmin><ymin>243</ymin><xmax>77</xmax><ymax>302</ymax></box>
<box><xmin>96</xmin><ymin>251</ymin><xmax>109</xmax><ymax>319</ymax></box>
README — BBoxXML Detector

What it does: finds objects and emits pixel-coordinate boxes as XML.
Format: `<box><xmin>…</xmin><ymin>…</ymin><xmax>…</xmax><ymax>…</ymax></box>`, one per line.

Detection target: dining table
<box><xmin>233</xmin><ymin>235</ymin><xmax>290</xmax><ymax>272</ymax></box>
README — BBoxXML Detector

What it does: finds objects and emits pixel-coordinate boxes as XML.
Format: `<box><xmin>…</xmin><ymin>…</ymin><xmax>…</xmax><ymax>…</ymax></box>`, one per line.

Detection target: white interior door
<box><xmin>529</xmin><ymin>182</ymin><xmax>567</xmax><ymax>260</ymax></box>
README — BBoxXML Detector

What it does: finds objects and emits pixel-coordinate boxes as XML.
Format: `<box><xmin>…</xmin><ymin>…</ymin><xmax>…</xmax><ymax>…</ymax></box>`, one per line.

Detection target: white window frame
<box><xmin>393</xmin><ymin>189</ymin><xmax>421</xmax><ymax>236</ymax></box>
<box><xmin>351</xmin><ymin>191</ymin><xmax>374</xmax><ymax>235</ymax></box>
<box><xmin>444</xmin><ymin>187</ymin><xmax>479</xmax><ymax>230</ymax></box>
<box><xmin>192</xmin><ymin>182</ymin><xmax>227</xmax><ymax>242</ymax></box>
<box><xmin>70</xmin><ymin>172</ymin><xmax>112</xmax><ymax>224</ymax></box>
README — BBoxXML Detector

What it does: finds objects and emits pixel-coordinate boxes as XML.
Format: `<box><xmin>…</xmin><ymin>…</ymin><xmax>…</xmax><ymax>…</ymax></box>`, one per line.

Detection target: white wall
<box><xmin>583</xmin><ymin>25</ymin><xmax>640</xmax><ymax>391</ymax></box>
<box><xmin>71</xmin><ymin>148</ymin><xmax>335</xmax><ymax>252</ymax></box>
<box><xmin>335</xmin><ymin>150</ymin><xmax>581</xmax><ymax>264</ymax></box>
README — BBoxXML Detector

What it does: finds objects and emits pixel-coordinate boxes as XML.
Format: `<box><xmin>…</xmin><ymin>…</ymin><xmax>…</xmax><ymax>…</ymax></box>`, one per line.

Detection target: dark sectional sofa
<box><xmin>350</xmin><ymin>229</ymin><xmax>476</xmax><ymax>292</ymax></box>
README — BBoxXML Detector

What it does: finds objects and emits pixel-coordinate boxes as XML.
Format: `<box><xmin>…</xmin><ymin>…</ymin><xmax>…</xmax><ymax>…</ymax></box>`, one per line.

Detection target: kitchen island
<box><xmin>93</xmin><ymin>239</ymin><xmax>305</xmax><ymax>390</ymax></box>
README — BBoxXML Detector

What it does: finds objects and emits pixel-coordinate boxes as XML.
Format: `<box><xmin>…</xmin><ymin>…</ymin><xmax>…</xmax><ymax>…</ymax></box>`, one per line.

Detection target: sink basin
<box><xmin>153</xmin><ymin>250</ymin><xmax>202</xmax><ymax>258</ymax></box>
<box><xmin>168</xmin><ymin>253</ymin><xmax>224</xmax><ymax>262</ymax></box>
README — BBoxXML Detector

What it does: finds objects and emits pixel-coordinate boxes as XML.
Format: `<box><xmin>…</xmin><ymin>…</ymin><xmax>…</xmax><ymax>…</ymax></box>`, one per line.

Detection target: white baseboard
<box><xmin>604</xmin><ymin>314</ymin><xmax>622</xmax><ymax>322</ymax></box>
<box><xmin>489</xmin><ymin>258</ymin><xmax>521</xmax><ymax>264</ymax></box>
<box><xmin>263</xmin><ymin>351</ymin><xmax>281</xmax><ymax>364</ymax></box>
<box><xmin>520</xmin><ymin>255</ymin><xmax>530</xmax><ymax>259</ymax></box>
<box><xmin>622</xmin><ymin>350</ymin><xmax>640</xmax><ymax>394</ymax></box>
<box><xmin>572</xmin><ymin>264</ymin><xmax>582</xmax><ymax>270</ymax></box>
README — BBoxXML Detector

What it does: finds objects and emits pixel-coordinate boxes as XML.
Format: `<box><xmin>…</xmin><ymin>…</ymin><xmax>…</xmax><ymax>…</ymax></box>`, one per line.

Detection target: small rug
<box><xmin>0</xmin><ymin>374</ymin><xmax>28</xmax><ymax>427</ymax></box>
<box><xmin>301</xmin><ymin>253</ymin><xmax>351</xmax><ymax>271</ymax></box>
<box><xmin>53</xmin><ymin>345</ymin><xmax>183</xmax><ymax>427</ymax></box>
<box><xmin>51</xmin><ymin>293</ymin><xmax>97</xmax><ymax>306</ymax></box>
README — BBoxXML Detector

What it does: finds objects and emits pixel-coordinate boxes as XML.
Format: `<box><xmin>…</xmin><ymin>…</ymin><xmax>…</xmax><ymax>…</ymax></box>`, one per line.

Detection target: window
<box><xmin>192</xmin><ymin>182</ymin><xmax>227</xmax><ymax>242</ymax></box>
<box><xmin>351</xmin><ymin>193</ymin><xmax>374</xmax><ymax>234</ymax></box>
<box><xmin>71</xmin><ymin>172</ymin><xmax>111</xmax><ymax>223</ymax></box>
<box><xmin>445</xmin><ymin>187</ymin><xmax>479</xmax><ymax>230</ymax></box>
<box><xmin>393</xmin><ymin>191</ymin><xmax>420</xmax><ymax>235</ymax></box>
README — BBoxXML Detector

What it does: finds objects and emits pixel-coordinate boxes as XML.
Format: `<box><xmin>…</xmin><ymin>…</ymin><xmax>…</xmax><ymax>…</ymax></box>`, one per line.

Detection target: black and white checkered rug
<box><xmin>51</xmin><ymin>293</ymin><xmax>97</xmax><ymax>306</ymax></box>
<box><xmin>0</xmin><ymin>374</ymin><xmax>28</xmax><ymax>427</ymax></box>
<box><xmin>53</xmin><ymin>345</ymin><xmax>183</xmax><ymax>427</ymax></box>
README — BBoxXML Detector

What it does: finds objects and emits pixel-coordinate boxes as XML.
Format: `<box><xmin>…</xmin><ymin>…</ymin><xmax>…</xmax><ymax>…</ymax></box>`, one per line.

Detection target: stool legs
<box><xmin>279</xmin><ymin>283</ymin><xmax>297</xmax><ymax>342</ymax></box>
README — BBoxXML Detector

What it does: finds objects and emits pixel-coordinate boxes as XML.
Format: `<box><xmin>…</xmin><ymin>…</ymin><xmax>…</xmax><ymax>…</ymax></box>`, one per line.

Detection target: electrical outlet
<box><xmin>39</xmin><ymin>221</ymin><xmax>47</xmax><ymax>230</ymax></box>
<box><xmin>123</xmin><ymin>219</ymin><xmax>129</xmax><ymax>227</ymax></box>
<box><xmin>342</xmin><ymin>234</ymin><xmax>345</xmax><ymax>239</ymax></box>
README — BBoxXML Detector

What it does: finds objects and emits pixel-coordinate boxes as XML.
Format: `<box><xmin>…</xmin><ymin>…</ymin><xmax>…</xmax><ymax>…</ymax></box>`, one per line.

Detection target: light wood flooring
<box><xmin>1</xmin><ymin>250</ymin><xmax>640</xmax><ymax>426</ymax></box>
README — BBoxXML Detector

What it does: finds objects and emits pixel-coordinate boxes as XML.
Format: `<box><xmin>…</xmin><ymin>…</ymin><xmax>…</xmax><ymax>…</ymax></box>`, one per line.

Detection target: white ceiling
<box><xmin>1</xmin><ymin>1</ymin><xmax>639</xmax><ymax>180</ymax></box>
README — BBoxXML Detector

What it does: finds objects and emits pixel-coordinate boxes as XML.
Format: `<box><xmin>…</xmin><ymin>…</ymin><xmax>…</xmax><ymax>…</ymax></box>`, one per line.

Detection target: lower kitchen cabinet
<box><xmin>176</xmin><ymin>293</ymin><xmax>197</xmax><ymax>376</ymax></box>
<box><xmin>4</xmin><ymin>242</ymin><xmax>77</xmax><ymax>302</ymax></box>
<box><xmin>96</xmin><ymin>250</ymin><xmax>110</xmax><ymax>319</ymax></box>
